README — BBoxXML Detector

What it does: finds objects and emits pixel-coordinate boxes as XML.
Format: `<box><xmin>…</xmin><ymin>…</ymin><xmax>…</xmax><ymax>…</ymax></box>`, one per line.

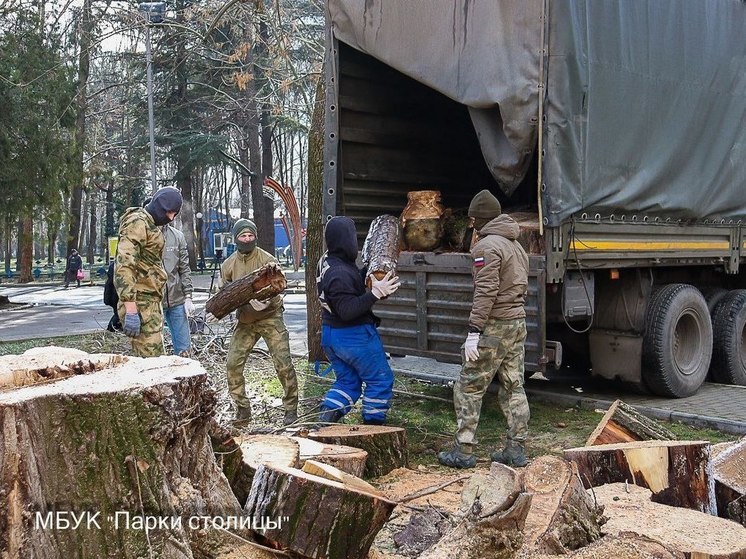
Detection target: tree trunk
<box><xmin>301</xmin><ymin>460</ymin><xmax>380</xmax><ymax>496</ymax></box>
<box><xmin>17</xmin><ymin>216</ymin><xmax>33</xmax><ymax>283</ymax></box>
<box><xmin>564</xmin><ymin>440</ymin><xmax>714</xmax><ymax>513</ymax></box>
<box><xmin>593</xmin><ymin>482</ymin><xmax>746</xmax><ymax>558</ymax></box>
<box><xmin>306</xmin><ymin>74</ymin><xmax>325</xmax><ymax>362</ymax></box>
<box><xmin>585</xmin><ymin>399</ymin><xmax>676</xmax><ymax>446</ymax></box>
<box><xmin>246</xmin><ymin>463</ymin><xmax>396</xmax><ymax>559</ymax></box>
<box><xmin>0</xmin><ymin>347</ymin><xmax>243</xmax><ymax>559</ymax></box>
<box><xmin>291</xmin><ymin>436</ymin><xmax>368</xmax><ymax>478</ymax></box>
<box><xmin>361</xmin><ymin>215</ymin><xmax>401</xmax><ymax>284</ymax></box>
<box><xmin>308</xmin><ymin>425</ymin><xmax>408</xmax><ymax>478</ymax></box>
<box><xmin>204</xmin><ymin>262</ymin><xmax>286</xmax><ymax>319</ymax></box>
<box><xmin>88</xmin><ymin>189</ymin><xmax>97</xmax><ymax>264</ymax></box>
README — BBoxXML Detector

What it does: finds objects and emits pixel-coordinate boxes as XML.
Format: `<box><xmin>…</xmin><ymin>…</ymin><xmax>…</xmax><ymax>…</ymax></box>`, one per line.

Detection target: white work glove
<box><xmin>370</xmin><ymin>271</ymin><xmax>401</xmax><ymax>299</ymax></box>
<box><xmin>463</xmin><ymin>332</ymin><xmax>481</xmax><ymax>362</ymax></box>
<box><xmin>205</xmin><ymin>311</ymin><xmax>220</xmax><ymax>324</ymax></box>
<box><xmin>183</xmin><ymin>298</ymin><xmax>195</xmax><ymax>316</ymax></box>
<box><xmin>249</xmin><ymin>298</ymin><xmax>271</xmax><ymax>311</ymax></box>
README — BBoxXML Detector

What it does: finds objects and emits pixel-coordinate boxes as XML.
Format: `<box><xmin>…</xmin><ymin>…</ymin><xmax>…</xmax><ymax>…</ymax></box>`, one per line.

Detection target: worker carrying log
<box><xmin>438</xmin><ymin>189</ymin><xmax>531</xmax><ymax>469</ymax></box>
<box><xmin>208</xmin><ymin>219</ymin><xmax>298</xmax><ymax>425</ymax></box>
<box><xmin>316</xmin><ymin>216</ymin><xmax>401</xmax><ymax>425</ymax></box>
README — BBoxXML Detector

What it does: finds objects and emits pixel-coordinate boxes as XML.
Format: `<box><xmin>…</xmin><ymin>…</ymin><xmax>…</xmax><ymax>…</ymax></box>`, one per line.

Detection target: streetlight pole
<box><xmin>138</xmin><ymin>2</ymin><xmax>165</xmax><ymax>195</ymax></box>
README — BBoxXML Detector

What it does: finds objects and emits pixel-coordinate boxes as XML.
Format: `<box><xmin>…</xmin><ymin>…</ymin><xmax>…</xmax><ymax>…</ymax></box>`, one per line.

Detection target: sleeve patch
<box><xmin>473</xmin><ymin>256</ymin><xmax>485</xmax><ymax>267</ymax></box>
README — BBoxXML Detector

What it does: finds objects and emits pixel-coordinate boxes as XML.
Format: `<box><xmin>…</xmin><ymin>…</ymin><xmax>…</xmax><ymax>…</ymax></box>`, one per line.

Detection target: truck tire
<box><xmin>700</xmin><ymin>287</ymin><xmax>728</xmax><ymax>314</ymax></box>
<box><xmin>642</xmin><ymin>284</ymin><xmax>712</xmax><ymax>398</ymax></box>
<box><xmin>710</xmin><ymin>289</ymin><xmax>746</xmax><ymax>386</ymax></box>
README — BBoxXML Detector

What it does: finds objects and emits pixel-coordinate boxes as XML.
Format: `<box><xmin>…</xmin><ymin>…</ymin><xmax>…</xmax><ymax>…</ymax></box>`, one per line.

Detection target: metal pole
<box><xmin>145</xmin><ymin>23</ymin><xmax>157</xmax><ymax>195</ymax></box>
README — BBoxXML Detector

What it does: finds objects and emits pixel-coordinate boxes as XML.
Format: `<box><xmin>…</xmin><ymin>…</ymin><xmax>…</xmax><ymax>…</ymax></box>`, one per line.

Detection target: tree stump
<box><xmin>593</xmin><ymin>482</ymin><xmax>746</xmax><ymax>558</ymax></box>
<box><xmin>291</xmin><ymin>436</ymin><xmax>368</xmax><ymax>477</ymax></box>
<box><xmin>307</xmin><ymin>425</ymin><xmax>407</xmax><ymax>478</ymax></box>
<box><xmin>301</xmin><ymin>459</ymin><xmax>381</xmax><ymax>496</ymax></box>
<box><xmin>204</xmin><ymin>262</ymin><xmax>287</xmax><ymax>319</ymax></box>
<box><xmin>712</xmin><ymin>436</ymin><xmax>746</xmax><ymax>525</ymax></box>
<box><xmin>564</xmin><ymin>440</ymin><xmax>714</xmax><ymax>513</ymax></box>
<box><xmin>245</xmin><ymin>463</ymin><xmax>397</xmax><ymax>559</ymax></box>
<box><xmin>585</xmin><ymin>399</ymin><xmax>676</xmax><ymax>446</ymax></box>
<box><xmin>519</xmin><ymin>456</ymin><xmax>605</xmax><ymax>554</ymax></box>
<box><xmin>361</xmin><ymin>215</ymin><xmax>401</xmax><ymax>285</ymax></box>
<box><xmin>0</xmin><ymin>347</ymin><xmax>243</xmax><ymax>559</ymax></box>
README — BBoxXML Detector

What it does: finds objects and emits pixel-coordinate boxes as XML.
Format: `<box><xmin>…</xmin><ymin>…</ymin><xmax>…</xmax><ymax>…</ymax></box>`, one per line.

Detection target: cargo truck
<box><xmin>322</xmin><ymin>1</ymin><xmax>746</xmax><ymax>397</ymax></box>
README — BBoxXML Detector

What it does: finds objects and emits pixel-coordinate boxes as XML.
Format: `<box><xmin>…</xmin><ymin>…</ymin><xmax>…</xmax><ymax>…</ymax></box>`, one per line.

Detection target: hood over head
<box><xmin>478</xmin><ymin>214</ymin><xmax>521</xmax><ymax>241</ymax></box>
<box><xmin>145</xmin><ymin>187</ymin><xmax>183</xmax><ymax>226</ymax></box>
<box><xmin>324</xmin><ymin>216</ymin><xmax>358</xmax><ymax>262</ymax></box>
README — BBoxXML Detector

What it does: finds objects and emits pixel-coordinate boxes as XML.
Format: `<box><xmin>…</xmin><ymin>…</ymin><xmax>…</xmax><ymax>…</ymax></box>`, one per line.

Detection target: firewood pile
<box><xmin>2</xmin><ymin>347</ymin><xmax>745</xmax><ymax>559</ymax></box>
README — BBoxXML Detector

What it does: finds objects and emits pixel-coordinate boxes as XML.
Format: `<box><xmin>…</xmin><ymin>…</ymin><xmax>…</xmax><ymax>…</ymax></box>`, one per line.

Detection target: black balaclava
<box><xmin>324</xmin><ymin>216</ymin><xmax>358</xmax><ymax>263</ymax></box>
<box><xmin>145</xmin><ymin>187</ymin><xmax>183</xmax><ymax>226</ymax></box>
<box><xmin>232</xmin><ymin>219</ymin><xmax>258</xmax><ymax>254</ymax></box>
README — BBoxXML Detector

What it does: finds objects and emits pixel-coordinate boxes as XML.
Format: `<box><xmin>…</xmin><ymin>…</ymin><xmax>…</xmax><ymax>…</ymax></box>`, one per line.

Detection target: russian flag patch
<box><xmin>473</xmin><ymin>256</ymin><xmax>485</xmax><ymax>267</ymax></box>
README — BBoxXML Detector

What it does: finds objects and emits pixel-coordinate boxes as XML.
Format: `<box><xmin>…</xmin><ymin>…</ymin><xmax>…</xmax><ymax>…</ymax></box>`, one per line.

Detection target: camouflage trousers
<box><xmin>226</xmin><ymin>315</ymin><xmax>298</xmax><ymax>411</ymax></box>
<box><xmin>117</xmin><ymin>300</ymin><xmax>165</xmax><ymax>358</ymax></box>
<box><xmin>454</xmin><ymin>317</ymin><xmax>530</xmax><ymax>452</ymax></box>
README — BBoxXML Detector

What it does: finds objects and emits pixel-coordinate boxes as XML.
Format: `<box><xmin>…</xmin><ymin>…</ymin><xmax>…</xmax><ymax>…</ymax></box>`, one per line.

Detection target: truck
<box><xmin>322</xmin><ymin>0</ymin><xmax>746</xmax><ymax>397</ymax></box>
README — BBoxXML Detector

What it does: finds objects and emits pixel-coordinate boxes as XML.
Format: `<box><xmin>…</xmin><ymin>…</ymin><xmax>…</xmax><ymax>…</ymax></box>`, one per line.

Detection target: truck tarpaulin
<box><xmin>327</xmin><ymin>0</ymin><xmax>746</xmax><ymax>225</ymax></box>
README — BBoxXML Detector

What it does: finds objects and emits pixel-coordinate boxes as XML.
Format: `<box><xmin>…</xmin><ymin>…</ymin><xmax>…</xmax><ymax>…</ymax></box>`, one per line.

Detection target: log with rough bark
<box><xmin>204</xmin><ymin>262</ymin><xmax>287</xmax><ymax>319</ymax></box>
<box><xmin>0</xmin><ymin>347</ymin><xmax>243</xmax><ymax>559</ymax></box>
<box><xmin>564</xmin><ymin>440</ymin><xmax>714</xmax><ymax>513</ymax></box>
<box><xmin>712</xmin><ymin>436</ymin><xmax>746</xmax><ymax>525</ymax></box>
<box><xmin>307</xmin><ymin>425</ymin><xmax>407</xmax><ymax>478</ymax></box>
<box><xmin>418</xmin><ymin>463</ymin><xmax>533</xmax><ymax>559</ymax></box>
<box><xmin>245</xmin><ymin>463</ymin><xmax>397</xmax><ymax>559</ymax></box>
<box><xmin>520</xmin><ymin>456</ymin><xmax>605</xmax><ymax>554</ymax></box>
<box><xmin>361</xmin><ymin>214</ymin><xmax>401</xmax><ymax>285</ymax></box>
<box><xmin>585</xmin><ymin>399</ymin><xmax>676</xmax><ymax>446</ymax></box>
<box><xmin>593</xmin><ymin>482</ymin><xmax>746</xmax><ymax>558</ymax></box>
<box><xmin>290</xmin><ymin>436</ymin><xmax>368</xmax><ymax>477</ymax></box>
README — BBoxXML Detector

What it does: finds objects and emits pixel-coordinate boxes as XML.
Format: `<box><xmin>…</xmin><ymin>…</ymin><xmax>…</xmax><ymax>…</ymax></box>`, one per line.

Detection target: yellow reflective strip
<box><xmin>570</xmin><ymin>240</ymin><xmax>730</xmax><ymax>251</ymax></box>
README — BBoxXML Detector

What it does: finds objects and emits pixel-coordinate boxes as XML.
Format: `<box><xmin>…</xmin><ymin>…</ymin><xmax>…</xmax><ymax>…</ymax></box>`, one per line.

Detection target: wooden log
<box><xmin>586</xmin><ymin>399</ymin><xmax>676</xmax><ymax>446</ymax></box>
<box><xmin>712</xmin><ymin>436</ymin><xmax>746</xmax><ymax>525</ymax></box>
<box><xmin>245</xmin><ymin>463</ymin><xmax>397</xmax><ymax>559</ymax></box>
<box><xmin>459</xmin><ymin>462</ymin><xmax>523</xmax><ymax>517</ymax></box>
<box><xmin>564</xmin><ymin>440</ymin><xmax>714</xmax><ymax>513</ymax></box>
<box><xmin>520</xmin><ymin>455</ymin><xmax>605</xmax><ymax>554</ymax></box>
<box><xmin>290</xmin><ymin>435</ymin><xmax>368</xmax><ymax>478</ymax></box>
<box><xmin>361</xmin><ymin>214</ymin><xmax>401</xmax><ymax>285</ymax></box>
<box><xmin>593</xmin><ymin>482</ymin><xmax>746</xmax><ymax>558</ymax></box>
<box><xmin>307</xmin><ymin>425</ymin><xmax>408</xmax><ymax>478</ymax></box>
<box><xmin>204</xmin><ymin>262</ymin><xmax>287</xmax><ymax>319</ymax></box>
<box><xmin>565</xmin><ymin>533</ymin><xmax>681</xmax><ymax>558</ymax></box>
<box><xmin>301</xmin><ymin>459</ymin><xmax>381</xmax><ymax>496</ymax></box>
<box><xmin>0</xmin><ymin>348</ymin><xmax>243</xmax><ymax>559</ymax></box>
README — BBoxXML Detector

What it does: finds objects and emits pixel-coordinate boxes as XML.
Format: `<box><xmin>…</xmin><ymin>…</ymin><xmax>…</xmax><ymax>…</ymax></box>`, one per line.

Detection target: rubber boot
<box><xmin>491</xmin><ymin>439</ymin><xmax>528</xmax><ymax>467</ymax></box>
<box><xmin>437</xmin><ymin>444</ymin><xmax>477</xmax><ymax>469</ymax></box>
<box><xmin>318</xmin><ymin>406</ymin><xmax>344</xmax><ymax>424</ymax></box>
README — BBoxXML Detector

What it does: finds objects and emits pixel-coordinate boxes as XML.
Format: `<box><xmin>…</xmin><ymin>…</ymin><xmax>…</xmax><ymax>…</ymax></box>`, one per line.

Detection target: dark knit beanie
<box><xmin>145</xmin><ymin>187</ymin><xmax>183</xmax><ymax>226</ymax></box>
<box><xmin>468</xmin><ymin>189</ymin><xmax>502</xmax><ymax>219</ymax></box>
<box><xmin>232</xmin><ymin>219</ymin><xmax>258</xmax><ymax>253</ymax></box>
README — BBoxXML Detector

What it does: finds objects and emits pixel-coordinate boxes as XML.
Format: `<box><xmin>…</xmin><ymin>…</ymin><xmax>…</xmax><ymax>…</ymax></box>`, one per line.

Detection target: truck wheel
<box><xmin>700</xmin><ymin>287</ymin><xmax>728</xmax><ymax>314</ymax></box>
<box><xmin>710</xmin><ymin>289</ymin><xmax>746</xmax><ymax>385</ymax></box>
<box><xmin>642</xmin><ymin>284</ymin><xmax>712</xmax><ymax>398</ymax></box>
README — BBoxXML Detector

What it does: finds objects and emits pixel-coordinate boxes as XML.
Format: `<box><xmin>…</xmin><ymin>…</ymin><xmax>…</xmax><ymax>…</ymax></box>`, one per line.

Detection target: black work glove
<box><xmin>123</xmin><ymin>312</ymin><xmax>141</xmax><ymax>338</ymax></box>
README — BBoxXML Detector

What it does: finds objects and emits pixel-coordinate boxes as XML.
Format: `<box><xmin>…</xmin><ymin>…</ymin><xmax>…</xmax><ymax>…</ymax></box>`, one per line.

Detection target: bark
<box><xmin>204</xmin><ymin>262</ymin><xmax>286</xmax><ymax>319</ymax></box>
<box><xmin>291</xmin><ymin>436</ymin><xmax>368</xmax><ymax>478</ymax></box>
<box><xmin>17</xmin><ymin>216</ymin><xmax>33</xmax><ymax>283</ymax></box>
<box><xmin>245</xmin><ymin>463</ymin><xmax>396</xmax><ymax>559</ymax></box>
<box><xmin>361</xmin><ymin>215</ymin><xmax>401</xmax><ymax>285</ymax></box>
<box><xmin>0</xmin><ymin>347</ymin><xmax>243</xmax><ymax>559</ymax></box>
<box><xmin>308</xmin><ymin>425</ymin><xmax>408</xmax><ymax>478</ymax></box>
<box><xmin>564</xmin><ymin>440</ymin><xmax>714</xmax><ymax>513</ymax></box>
<box><xmin>593</xmin><ymin>482</ymin><xmax>746</xmax><ymax>558</ymax></box>
<box><xmin>585</xmin><ymin>399</ymin><xmax>676</xmax><ymax>446</ymax></box>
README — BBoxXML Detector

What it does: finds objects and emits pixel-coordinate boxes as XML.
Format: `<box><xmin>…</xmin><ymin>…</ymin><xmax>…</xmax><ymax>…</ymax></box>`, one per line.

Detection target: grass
<box><xmin>1</xmin><ymin>332</ymin><xmax>736</xmax><ymax>468</ymax></box>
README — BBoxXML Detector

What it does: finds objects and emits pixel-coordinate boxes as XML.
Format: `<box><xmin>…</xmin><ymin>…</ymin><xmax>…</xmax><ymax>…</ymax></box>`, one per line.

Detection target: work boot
<box><xmin>437</xmin><ymin>445</ymin><xmax>476</xmax><ymax>469</ymax></box>
<box><xmin>491</xmin><ymin>439</ymin><xmax>528</xmax><ymax>467</ymax></box>
<box><xmin>283</xmin><ymin>409</ymin><xmax>298</xmax><ymax>426</ymax></box>
<box><xmin>318</xmin><ymin>406</ymin><xmax>344</xmax><ymax>424</ymax></box>
<box><xmin>363</xmin><ymin>417</ymin><xmax>386</xmax><ymax>426</ymax></box>
<box><xmin>234</xmin><ymin>405</ymin><xmax>252</xmax><ymax>423</ymax></box>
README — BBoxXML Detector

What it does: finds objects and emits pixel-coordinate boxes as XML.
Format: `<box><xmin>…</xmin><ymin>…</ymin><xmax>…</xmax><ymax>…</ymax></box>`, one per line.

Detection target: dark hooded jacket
<box><xmin>317</xmin><ymin>216</ymin><xmax>378</xmax><ymax>327</ymax></box>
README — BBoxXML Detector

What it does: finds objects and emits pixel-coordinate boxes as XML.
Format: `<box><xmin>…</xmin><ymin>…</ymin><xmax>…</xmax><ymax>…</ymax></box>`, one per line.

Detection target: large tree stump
<box><xmin>245</xmin><ymin>463</ymin><xmax>396</xmax><ymax>559</ymax></box>
<box><xmin>712</xmin><ymin>436</ymin><xmax>746</xmax><ymax>525</ymax></box>
<box><xmin>0</xmin><ymin>347</ymin><xmax>243</xmax><ymax>559</ymax></box>
<box><xmin>585</xmin><ymin>399</ymin><xmax>676</xmax><ymax>446</ymax></box>
<box><xmin>361</xmin><ymin>215</ymin><xmax>401</xmax><ymax>285</ymax></box>
<box><xmin>204</xmin><ymin>262</ymin><xmax>287</xmax><ymax>319</ymax></box>
<box><xmin>291</xmin><ymin>436</ymin><xmax>368</xmax><ymax>477</ymax></box>
<box><xmin>593</xmin><ymin>482</ymin><xmax>746</xmax><ymax>558</ymax></box>
<box><xmin>307</xmin><ymin>425</ymin><xmax>407</xmax><ymax>478</ymax></box>
<box><xmin>519</xmin><ymin>456</ymin><xmax>605</xmax><ymax>554</ymax></box>
<box><xmin>301</xmin><ymin>459</ymin><xmax>381</xmax><ymax>496</ymax></box>
<box><xmin>564</xmin><ymin>440</ymin><xmax>714</xmax><ymax>513</ymax></box>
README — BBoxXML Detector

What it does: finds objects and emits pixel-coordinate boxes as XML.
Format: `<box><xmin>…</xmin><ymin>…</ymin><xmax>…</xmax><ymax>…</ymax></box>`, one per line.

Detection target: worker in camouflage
<box><xmin>115</xmin><ymin>187</ymin><xmax>183</xmax><ymax>358</ymax></box>
<box><xmin>217</xmin><ymin>219</ymin><xmax>298</xmax><ymax>426</ymax></box>
<box><xmin>439</xmin><ymin>189</ymin><xmax>531</xmax><ymax>469</ymax></box>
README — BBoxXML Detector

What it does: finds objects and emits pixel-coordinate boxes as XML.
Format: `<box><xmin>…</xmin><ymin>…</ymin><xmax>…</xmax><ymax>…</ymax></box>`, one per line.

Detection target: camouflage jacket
<box><xmin>162</xmin><ymin>225</ymin><xmax>193</xmax><ymax>308</ymax></box>
<box><xmin>114</xmin><ymin>207</ymin><xmax>167</xmax><ymax>302</ymax></box>
<box><xmin>220</xmin><ymin>247</ymin><xmax>283</xmax><ymax>324</ymax></box>
<box><xmin>469</xmin><ymin>214</ymin><xmax>529</xmax><ymax>330</ymax></box>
